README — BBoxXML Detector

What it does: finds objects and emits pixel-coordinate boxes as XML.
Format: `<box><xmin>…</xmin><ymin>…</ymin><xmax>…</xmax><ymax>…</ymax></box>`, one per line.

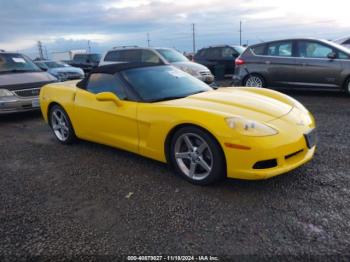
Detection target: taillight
<box><xmin>235</xmin><ymin>58</ymin><xmax>245</xmax><ymax>66</ymax></box>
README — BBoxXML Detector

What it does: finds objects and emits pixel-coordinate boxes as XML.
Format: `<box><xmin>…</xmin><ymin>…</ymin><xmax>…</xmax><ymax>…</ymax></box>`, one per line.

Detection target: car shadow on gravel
<box><xmin>74</xmin><ymin>138</ymin><xmax>308</xmax><ymax>195</ymax></box>
<box><xmin>0</xmin><ymin>111</ymin><xmax>42</xmax><ymax>123</ymax></box>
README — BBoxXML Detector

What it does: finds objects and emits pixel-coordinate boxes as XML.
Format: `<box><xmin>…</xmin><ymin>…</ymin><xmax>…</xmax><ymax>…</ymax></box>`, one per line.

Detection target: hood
<box><xmin>0</xmin><ymin>72</ymin><xmax>57</xmax><ymax>90</ymax></box>
<box><xmin>160</xmin><ymin>88</ymin><xmax>293</xmax><ymax>122</ymax></box>
<box><xmin>172</xmin><ymin>61</ymin><xmax>211</xmax><ymax>73</ymax></box>
<box><xmin>49</xmin><ymin>67</ymin><xmax>84</xmax><ymax>75</ymax></box>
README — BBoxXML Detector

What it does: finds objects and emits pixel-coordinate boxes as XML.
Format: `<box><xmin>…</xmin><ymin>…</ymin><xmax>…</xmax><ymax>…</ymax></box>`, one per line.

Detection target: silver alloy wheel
<box><xmin>245</xmin><ymin>75</ymin><xmax>263</xmax><ymax>87</ymax></box>
<box><xmin>51</xmin><ymin>108</ymin><xmax>70</xmax><ymax>142</ymax></box>
<box><xmin>174</xmin><ymin>133</ymin><xmax>213</xmax><ymax>181</ymax></box>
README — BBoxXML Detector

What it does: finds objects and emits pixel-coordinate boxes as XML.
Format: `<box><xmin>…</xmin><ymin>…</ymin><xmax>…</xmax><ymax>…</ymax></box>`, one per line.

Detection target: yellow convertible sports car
<box><xmin>40</xmin><ymin>63</ymin><xmax>316</xmax><ymax>185</ymax></box>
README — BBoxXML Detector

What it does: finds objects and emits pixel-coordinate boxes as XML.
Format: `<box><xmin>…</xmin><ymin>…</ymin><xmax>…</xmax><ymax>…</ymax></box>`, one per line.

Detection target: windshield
<box><xmin>156</xmin><ymin>49</ymin><xmax>188</xmax><ymax>63</ymax></box>
<box><xmin>44</xmin><ymin>61</ymin><xmax>66</xmax><ymax>68</ymax></box>
<box><xmin>122</xmin><ymin>66</ymin><xmax>212</xmax><ymax>102</ymax></box>
<box><xmin>0</xmin><ymin>53</ymin><xmax>41</xmax><ymax>73</ymax></box>
<box><xmin>88</xmin><ymin>54</ymin><xmax>101</xmax><ymax>62</ymax></box>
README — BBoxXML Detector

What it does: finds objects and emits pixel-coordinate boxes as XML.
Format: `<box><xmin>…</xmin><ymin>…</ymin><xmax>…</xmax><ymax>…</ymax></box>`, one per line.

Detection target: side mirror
<box><xmin>232</xmin><ymin>53</ymin><xmax>239</xmax><ymax>58</ymax></box>
<box><xmin>96</xmin><ymin>92</ymin><xmax>122</xmax><ymax>106</ymax></box>
<box><xmin>327</xmin><ymin>52</ymin><xmax>337</xmax><ymax>60</ymax></box>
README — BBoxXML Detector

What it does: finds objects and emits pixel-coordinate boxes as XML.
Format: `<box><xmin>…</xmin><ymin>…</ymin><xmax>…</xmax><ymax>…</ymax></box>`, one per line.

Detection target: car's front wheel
<box><xmin>49</xmin><ymin>104</ymin><xmax>76</xmax><ymax>144</ymax></box>
<box><xmin>170</xmin><ymin>126</ymin><xmax>226</xmax><ymax>185</ymax></box>
<box><xmin>244</xmin><ymin>74</ymin><xmax>265</xmax><ymax>88</ymax></box>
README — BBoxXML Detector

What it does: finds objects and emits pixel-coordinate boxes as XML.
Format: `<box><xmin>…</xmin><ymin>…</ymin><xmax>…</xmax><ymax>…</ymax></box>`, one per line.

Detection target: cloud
<box><xmin>0</xmin><ymin>0</ymin><xmax>349</xmax><ymax>57</ymax></box>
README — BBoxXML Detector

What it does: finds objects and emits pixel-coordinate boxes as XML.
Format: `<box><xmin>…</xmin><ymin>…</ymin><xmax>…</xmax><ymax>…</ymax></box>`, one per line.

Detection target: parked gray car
<box><xmin>99</xmin><ymin>47</ymin><xmax>214</xmax><ymax>84</ymax></box>
<box><xmin>232</xmin><ymin>38</ymin><xmax>350</xmax><ymax>95</ymax></box>
<box><xmin>0</xmin><ymin>52</ymin><xmax>56</xmax><ymax>114</ymax></box>
<box><xmin>34</xmin><ymin>60</ymin><xmax>84</xmax><ymax>81</ymax></box>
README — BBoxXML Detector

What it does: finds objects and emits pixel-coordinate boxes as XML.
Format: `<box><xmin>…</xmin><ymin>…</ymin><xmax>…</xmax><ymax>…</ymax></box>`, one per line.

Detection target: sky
<box><xmin>0</xmin><ymin>0</ymin><xmax>349</xmax><ymax>58</ymax></box>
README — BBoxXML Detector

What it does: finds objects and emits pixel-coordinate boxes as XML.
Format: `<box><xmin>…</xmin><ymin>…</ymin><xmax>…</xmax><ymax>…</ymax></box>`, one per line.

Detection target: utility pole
<box><xmin>192</xmin><ymin>23</ymin><xmax>196</xmax><ymax>54</ymax></box>
<box><xmin>87</xmin><ymin>40</ymin><xmax>91</xmax><ymax>53</ymax></box>
<box><xmin>147</xmin><ymin>33</ymin><xmax>151</xmax><ymax>47</ymax></box>
<box><xmin>44</xmin><ymin>46</ymin><xmax>48</xmax><ymax>59</ymax></box>
<box><xmin>239</xmin><ymin>20</ymin><xmax>242</xmax><ymax>46</ymax></box>
<box><xmin>37</xmin><ymin>41</ymin><xmax>44</xmax><ymax>60</ymax></box>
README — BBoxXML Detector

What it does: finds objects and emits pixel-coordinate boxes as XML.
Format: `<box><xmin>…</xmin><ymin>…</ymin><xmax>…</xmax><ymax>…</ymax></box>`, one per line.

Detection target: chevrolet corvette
<box><xmin>40</xmin><ymin>63</ymin><xmax>316</xmax><ymax>185</ymax></box>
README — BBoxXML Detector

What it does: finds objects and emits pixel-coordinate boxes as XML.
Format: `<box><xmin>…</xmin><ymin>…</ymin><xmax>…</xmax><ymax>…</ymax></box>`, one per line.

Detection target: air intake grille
<box><xmin>14</xmin><ymin>88</ymin><xmax>41</xmax><ymax>97</ymax></box>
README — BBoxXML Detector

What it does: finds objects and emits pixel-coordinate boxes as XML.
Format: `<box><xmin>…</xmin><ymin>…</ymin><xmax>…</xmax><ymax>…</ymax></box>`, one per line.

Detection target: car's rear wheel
<box><xmin>169</xmin><ymin>126</ymin><xmax>225</xmax><ymax>185</ymax></box>
<box><xmin>49</xmin><ymin>104</ymin><xmax>76</xmax><ymax>144</ymax></box>
<box><xmin>244</xmin><ymin>74</ymin><xmax>265</xmax><ymax>88</ymax></box>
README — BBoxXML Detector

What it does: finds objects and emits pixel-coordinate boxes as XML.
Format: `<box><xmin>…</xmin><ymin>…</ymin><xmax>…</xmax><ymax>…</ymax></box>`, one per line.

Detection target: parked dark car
<box><xmin>68</xmin><ymin>53</ymin><xmax>101</xmax><ymax>73</ymax></box>
<box><xmin>232</xmin><ymin>38</ymin><xmax>350</xmax><ymax>95</ymax></box>
<box><xmin>194</xmin><ymin>45</ymin><xmax>245</xmax><ymax>78</ymax></box>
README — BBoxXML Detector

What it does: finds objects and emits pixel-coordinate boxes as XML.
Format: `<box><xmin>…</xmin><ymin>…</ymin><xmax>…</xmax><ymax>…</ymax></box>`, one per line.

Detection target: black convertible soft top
<box><xmin>76</xmin><ymin>62</ymin><xmax>166</xmax><ymax>89</ymax></box>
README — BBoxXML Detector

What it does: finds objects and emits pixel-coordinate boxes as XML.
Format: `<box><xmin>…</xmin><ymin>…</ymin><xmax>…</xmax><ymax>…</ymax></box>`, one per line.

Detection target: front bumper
<box><xmin>0</xmin><ymin>96</ymin><xmax>40</xmax><ymax>114</ymax></box>
<box><xmin>222</xmin><ymin>115</ymin><xmax>316</xmax><ymax>180</ymax></box>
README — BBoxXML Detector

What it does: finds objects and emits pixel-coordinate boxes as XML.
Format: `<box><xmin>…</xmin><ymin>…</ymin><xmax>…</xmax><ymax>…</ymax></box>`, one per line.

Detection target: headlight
<box><xmin>0</xmin><ymin>89</ymin><xmax>14</xmax><ymax>97</ymax></box>
<box><xmin>53</xmin><ymin>72</ymin><xmax>67</xmax><ymax>81</ymax></box>
<box><xmin>225</xmin><ymin>117</ymin><xmax>278</xmax><ymax>137</ymax></box>
<box><xmin>178</xmin><ymin>67</ymin><xmax>198</xmax><ymax>76</ymax></box>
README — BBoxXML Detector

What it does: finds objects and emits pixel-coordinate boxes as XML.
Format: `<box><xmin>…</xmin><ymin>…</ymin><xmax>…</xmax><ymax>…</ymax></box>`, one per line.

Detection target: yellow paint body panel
<box><xmin>40</xmin><ymin>82</ymin><xmax>316</xmax><ymax>180</ymax></box>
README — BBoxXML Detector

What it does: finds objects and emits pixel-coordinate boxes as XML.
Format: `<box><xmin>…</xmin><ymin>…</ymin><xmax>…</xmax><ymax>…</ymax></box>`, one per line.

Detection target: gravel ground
<box><xmin>0</xmin><ymin>86</ymin><xmax>350</xmax><ymax>261</ymax></box>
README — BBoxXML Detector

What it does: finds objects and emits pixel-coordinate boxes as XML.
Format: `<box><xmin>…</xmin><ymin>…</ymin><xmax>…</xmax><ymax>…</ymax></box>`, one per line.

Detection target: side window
<box><xmin>119</xmin><ymin>50</ymin><xmax>142</xmax><ymax>62</ymax></box>
<box><xmin>87</xmin><ymin>73</ymin><xmax>126</xmax><ymax>99</ymax></box>
<box><xmin>104</xmin><ymin>51</ymin><xmax>120</xmax><ymax>62</ymax></box>
<box><xmin>250</xmin><ymin>44</ymin><xmax>266</xmax><ymax>55</ymax></box>
<box><xmin>141</xmin><ymin>50</ymin><xmax>161</xmax><ymax>63</ymax></box>
<box><xmin>222</xmin><ymin>47</ymin><xmax>238</xmax><ymax>59</ymax></box>
<box><xmin>267</xmin><ymin>41</ymin><xmax>292</xmax><ymax>57</ymax></box>
<box><xmin>198</xmin><ymin>49</ymin><xmax>209</xmax><ymax>58</ymax></box>
<box><xmin>338</xmin><ymin>51</ymin><xmax>349</xmax><ymax>59</ymax></box>
<box><xmin>196</xmin><ymin>49</ymin><xmax>205</xmax><ymax>58</ymax></box>
<box><xmin>297</xmin><ymin>41</ymin><xmax>333</xmax><ymax>58</ymax></box>
<box><xmin>208</xmin><ymin>48</ymin><xmax>221</xmax><ymax>59</ymax></box>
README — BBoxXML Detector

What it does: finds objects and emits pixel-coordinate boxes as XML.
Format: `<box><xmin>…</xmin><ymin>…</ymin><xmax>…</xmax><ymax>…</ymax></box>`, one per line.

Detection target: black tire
<box><xmin>169</xmin><ymin>126</ymin><xmax>226</xmax><ymax>185</ymax></box>
<box><xmin>244</xmin><ymin>74</ymin><xmax>266</xmax><ymax>88</ymax></box>
<box><xmin>49</xmin><ymin>104</ymin><xmax>76</xmax><ymax>144</ymax></box>
<box><xmin>345</xmin><ymin>78</ymin><xmax>350</xmax><ymax>96</ymax></box>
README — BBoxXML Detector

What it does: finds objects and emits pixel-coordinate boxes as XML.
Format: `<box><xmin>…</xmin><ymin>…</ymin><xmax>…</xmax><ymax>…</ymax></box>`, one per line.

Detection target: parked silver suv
<box><xmin>0</xmin><ymin>51</ymin><xmax>56</xmax><ymax>114</ymax></box>
<box><xmin>233</xmin><ymin>38</ymin><xmax>350</xmax><ymax>95</ymax></box>
<box><xmin>99</xmin><ymin>46</ymin><xmax>214</xmax><ymax>84</ymax></box>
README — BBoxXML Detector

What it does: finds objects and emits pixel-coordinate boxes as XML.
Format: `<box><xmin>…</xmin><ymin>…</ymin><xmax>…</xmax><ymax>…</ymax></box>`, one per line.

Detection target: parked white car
<box><xmin>99</xmin><ymin>47</ymin><xmax>214</xmax><ymax>84</ymax></box>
